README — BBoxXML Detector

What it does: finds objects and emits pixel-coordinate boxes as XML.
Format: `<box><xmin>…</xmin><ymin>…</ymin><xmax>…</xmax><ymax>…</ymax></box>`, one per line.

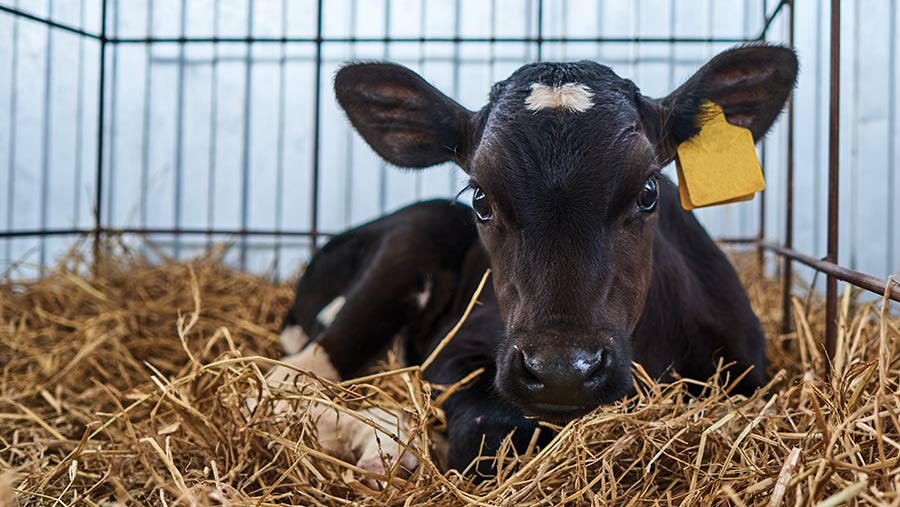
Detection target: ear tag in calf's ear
<box><xmin>675</xmin><ymin>101</ymin><xmax>765</xmax><ymax>210</ymax></box>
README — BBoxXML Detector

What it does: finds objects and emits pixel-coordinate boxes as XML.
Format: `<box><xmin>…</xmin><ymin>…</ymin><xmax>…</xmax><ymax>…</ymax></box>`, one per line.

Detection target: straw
<box><xmin>2</xmin><ymin>243</ymin><xmax>899</xmax><ymax>506</ymax></box>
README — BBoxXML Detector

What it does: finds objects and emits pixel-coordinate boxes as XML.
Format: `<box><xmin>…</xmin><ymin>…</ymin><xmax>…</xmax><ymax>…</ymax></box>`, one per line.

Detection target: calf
<box><xmin>266</xmin><ymin>44</ymin><xmax>797</xmax><ymax>479</ymax></box>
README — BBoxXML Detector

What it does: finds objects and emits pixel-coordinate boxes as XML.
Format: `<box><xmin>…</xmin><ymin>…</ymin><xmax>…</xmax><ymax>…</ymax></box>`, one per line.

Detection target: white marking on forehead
<box><xmin>524</xmin><ymin>82</ymin><xmax>594</xmax><ymax>112</ymax></box>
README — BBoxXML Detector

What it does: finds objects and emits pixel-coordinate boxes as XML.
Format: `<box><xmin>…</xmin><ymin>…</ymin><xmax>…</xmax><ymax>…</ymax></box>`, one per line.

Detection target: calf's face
<box><xmin>335</xmin><ymin>45</ymin><xmax>797</xmax><ymax>419</ymax></box>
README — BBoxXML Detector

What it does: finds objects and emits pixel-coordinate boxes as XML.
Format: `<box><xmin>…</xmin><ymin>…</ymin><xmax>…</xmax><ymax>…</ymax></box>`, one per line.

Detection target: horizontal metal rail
<box><xmin>109</xmin><ymin>35</ymin><xmax>757</xmax><ymax>45</ymax></box>
<box><xmin>717</xmin><ymin>236</ymin><xmax>759</xmax><ymax>245</ymax></box>
<box><xmin>761</xmin><ymin>241</ymin><xmax>900</xmax><ymax>303</ymax></box>
<box><xmin>0</xmin><ymin>227</ymin><xmax>336</xmax><ymax>239</ymax></box>
<box><xmin>0</xmin><ymin>4</ymin><xmax>101</xmax><ymax>39</ymax></box>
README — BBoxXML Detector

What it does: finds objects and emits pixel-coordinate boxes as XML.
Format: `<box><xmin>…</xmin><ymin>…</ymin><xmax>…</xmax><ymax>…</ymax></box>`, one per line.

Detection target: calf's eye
<box><xmin>638</xmin><ymin>176</ymin><xmax>659</xmax><ymax>212</ymax></box>
<box><xmin>472</xmin><ymin>187</ymin><xmax>494</xmax><ymax>222</ymax></box>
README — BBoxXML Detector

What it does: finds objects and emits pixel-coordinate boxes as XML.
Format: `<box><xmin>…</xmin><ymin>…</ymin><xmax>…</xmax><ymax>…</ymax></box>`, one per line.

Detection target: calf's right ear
<box><xmin>335</xmin><ymin>63</ymin><xmax>474</xmax><ymax>169</ymax></box>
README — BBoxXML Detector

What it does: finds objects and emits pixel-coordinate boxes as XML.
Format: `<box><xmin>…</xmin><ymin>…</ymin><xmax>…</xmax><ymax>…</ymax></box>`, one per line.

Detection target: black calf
<box><xmin>278</xmin><ymin>43</ymin><xmax>797</xmax><ymax>476</ymax></box>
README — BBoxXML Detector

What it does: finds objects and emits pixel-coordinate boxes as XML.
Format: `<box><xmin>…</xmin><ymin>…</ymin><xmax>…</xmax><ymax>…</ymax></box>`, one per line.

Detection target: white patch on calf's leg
<box><xmin>275</xmin><ymin>343</ymin><xmax>340</xmax><ymax>383</ymax></box>
<box><xmin>312</xmin><ymin>405</ymin><xmax>419</xmax><ymax>488</ymax></box>
<box><xmin>317</xmin><ymin>295</ymin><xmax>346</xmax><ymax>327</ymax></box>
<box><xmin>262</xmin><ymin>343</ymin><xmax>340</xmax><ymax>415</ymax></box>
<box><xmin>353</xmin><ymin>408</ymin><xmax>419</xmax><ymax>484</ymax></box>
<box><xmin>524</xmin><ymin>82</ymin><xmax>594</xmax><ymax>112</ymax></box>
<box><xmin>414</xmin><ymin>276</ymin><xmax>432</xmax><ymax>309</ymax></box>
<box><xmin>279</xmin><ymin>325</ymin><xmax>309</xmax><ymax>355</ymax></box>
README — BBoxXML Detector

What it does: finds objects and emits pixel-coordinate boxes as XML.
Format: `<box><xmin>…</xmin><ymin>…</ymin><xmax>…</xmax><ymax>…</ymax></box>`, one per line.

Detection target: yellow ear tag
<box><xmin>675</xmin><ymin>101</ymin><xmax>765</xmax><ymax>210</ymax></box>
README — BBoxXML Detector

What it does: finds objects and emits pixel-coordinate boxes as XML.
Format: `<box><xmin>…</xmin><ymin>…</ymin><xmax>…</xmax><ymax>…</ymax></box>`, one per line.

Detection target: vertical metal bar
<box><xmin>378</xmin><ymin>0</ymin><xmax>392</xmax><ymax>216</ymax></box>
<box><xmin>5</xmin><ymin>0</ymin><xmax>20</xmax><ymax>264</ymax></box>
<box><xmin>667</xmin><ymin>0</ymin><xmax>675</xmax><ymax>90</ymax></box>
<box><xmin>310</xmin><ymin>0</ymin><xmax>324</xmax><ymax>254</ymax></box>
<box><xmin>740</xmin><ymin>0</ymin><xmax>750</xmax><ymax>237</ymax></box>
<box><xmin>813</xmin><ymin>0</ymin><xmax>824</xmax><ymax>259</ymax></box>
<box><xmin>239</xmin><ymin>0</ymin><xmax>255</xmax><ymax>269</ymax></box>
<box><xmin>631</xmin><ymin>0</ymin><xmax>640</xmax><ymax>82</ymax></box>
<box><xmin>273</xmin><ymin>0</ymin><xmax>288</xmax><ymax>279</ymax></box>
<box><xmin>343</xmin><ymin>0</ymin><xmax>357</xmax><ymax>226</ymax></box>
<box><xmin>139</xmin><ymin>0</ymin><xmax>154</xmax><ymax>250</ymax></box>
<box><xmin>414</xmin><ymin>0</ymin><xmax>426</xmax><ymax>201</ymax></box>
<box><xmin>825</xmin><ymin>0</ymin><xmax>841</xmax><ymax>365</ymax></box>
<box><xmin>536</xmin><ymin>0</ymin><xmax>543</xmax><ymax>62</ymax></box>
<box><xmin>757</xmin><ymin>0</ymin><xmax>767</xmax><ymax>272</ymax></box>
<box><xmin>93</xmin><ymin>0</ymin><xmax>110</xmax><ymax>263</ymax></box>
<box><xmin>449</xmin><ymin>0</ymin><xmax>461</xmax><ymax>193</ymax></box>
<box><xmin>106</xmin><ymin>0</ymin><xmax>119</xmax><ymax>233</ymax></box>
<box><xmin>888</xmin><ymin>0</ymin><xmax>897</xmax><ymax>276</ymax></box>
<box><xmin>39</xmin><ymin>0</ymin><xmax>55</xmax><ymax>268</ymax></box>
<box><xmin>173</xmin><ymin>0</ymin><xmax>188</xmax><ymax>259</ymax></box>
<box><xmin>594</xmin><ymin>0</ymin><xmax>603</xmax><ymax>63</ymax></box>
<box><xmin>848</xmin><ymin>0</ymin><xmax>859</xmax><ymax>270</ymax></box>
<box><xmin>782</xmin><ymin>0</ymin><xmax>795</xmax><ymax>334</ymax></box>
<box><xmin>206</xmin><ymin>0</ymin><xmax>220</xmax><ymax>251</ymax></box>
<box><xmin>73</xmin><ymin>0</ymin><xmax>86</xmax><ymax>228</ymax></box>
<box><xmin>489</xmin><ymin>0</ymin><xmax>496</xmax><ymax>83</ymax></box>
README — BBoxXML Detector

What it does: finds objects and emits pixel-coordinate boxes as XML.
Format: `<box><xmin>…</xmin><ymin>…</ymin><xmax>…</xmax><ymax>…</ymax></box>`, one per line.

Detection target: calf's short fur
<box><xmin>273</xmin><ymin>43</ymin><xmax>797</xmax><ymax>477</ymax></box>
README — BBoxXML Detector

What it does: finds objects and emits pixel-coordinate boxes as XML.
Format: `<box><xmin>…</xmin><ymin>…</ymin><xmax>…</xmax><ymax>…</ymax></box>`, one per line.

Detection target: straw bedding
<box><xmin>1</xmin><ymin>243</ymin><xmax>899</xmax><ymax>506</ymax></box>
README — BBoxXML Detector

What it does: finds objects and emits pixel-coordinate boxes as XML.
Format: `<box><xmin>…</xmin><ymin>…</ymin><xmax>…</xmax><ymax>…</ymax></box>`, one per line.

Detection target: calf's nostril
<box><xmin>518</xmin><ymin>349</ymin><xmax>544</xmax><ymax>388</ymax></box>
<box><xmin>576</xmin><ymin>349</ymin><xmax>609</xmax><ymax>383</ymax></box>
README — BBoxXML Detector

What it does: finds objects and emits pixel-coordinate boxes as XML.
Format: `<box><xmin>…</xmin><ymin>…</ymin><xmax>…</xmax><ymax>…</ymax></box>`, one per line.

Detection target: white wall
<box><xmin>0</xmin><ymin>0</ymin><xmax>898</xmax><ymax>289</ymax></box>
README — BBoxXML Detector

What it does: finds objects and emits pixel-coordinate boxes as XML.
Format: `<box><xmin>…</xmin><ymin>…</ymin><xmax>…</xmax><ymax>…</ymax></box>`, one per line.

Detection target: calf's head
<box><xmin>335</xmin><ymin>44</ymin><xmax>797</xmax><ymax>419</ymax></box>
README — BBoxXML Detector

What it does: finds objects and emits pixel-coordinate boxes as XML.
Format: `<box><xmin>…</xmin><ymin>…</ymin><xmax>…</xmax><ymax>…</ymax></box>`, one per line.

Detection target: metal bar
<box><xmin>782</xmin><ymin>0</ymin><xmax>796</xmax><ymax>334</ymax></box>
<box><xmin>4</xmin><ymin>0</ymin><xmax>19</xmax><ymax>265</ymax></box>
<box><xmin>716</xmin><ymin>236</ymin><xmax>760</xmax><ymax>244</ymax></box>
<box><xmin>825</xmin><ymin>0</ymin><xmax>841</xmax><ymax>364</ymax></box>
<box><xmin>110</xmin><ymin>53</ymin><xmax>719</xmax><ymax>67</ymax></box>
<box><xmin>238</xmin><ymin>0</ymin><xmax>255</xmax><ymax>269</ymax></box>
<box><xmin>758</xmin><ymin>0</ymin><xmax>768</xmax><ymax>273</ymax></box>
<box><xmin>536</xmin><ymin>0</ymin><xmax>543</xmax><ymax>62</ymax></box>
<box><xmin>93</xmin><ymin>0</ymin><xmax>109</xmax><ymax>263</ymax></box>
<box><xmin>888</xmin><ymin>0</ymin><xmax>897</xmax><ymax>277</ymax></box>
<box><xmin>378</xmin><ymin>0</ymin><xmax>392</xmax><ymax>216</ymax></box>
<box><xmin>273</xmin><ymin>0</ymin><xmax>289</xmax><ymax>279</ymax></box>
<box><xmin>757</xmin><ymin>0</ymin><xmax>789</xmax><ymax>40</ymax></box>
<box><xmin>206</xmin><ymin>0</ymin><xmax>219</xmax><ymax>250</ymax></box>
<box><xmin>631</xmin><ymin>0</ymin><xmax>640</xmax><ymax>83</ymax></box>
<box><xmin>414</xmin><ymin>0</ymin><xmax>426</xmax><ymax>201</ymax></box>
<box><xmin>761</xmin><ymin>242</ymin><xmax>900</xmax><ymax>303</ymax></box>
<box><xmin>106</xmin><ymin>0</ymin><xmax>118</xmax><ymax>236</ymax></box>
<box><xmin>73</xmin><ymin>0</ymin><xmax>86</xmax><ymax>229</ymax></box>
<box><xmin>0</xmin><ymin>228</ymin><xmax>94</xmax><ymax>238</ymax></box>
<box><xmin>449</xmin><ymin>0</ymin><xmax>461</xmax><ymax>194</ymax></box>
<box><xmin>667</xmin><ymin>0</ymin><xmax>676</xmax><ymax>89</ymax></box>
<box><xmin>40</xmin><ymin>0</ymin><xmax>54</xmax><ymax>268</ymax></box>
<box><xmin>343</xmin><ymin>0</ymin><xmax>357</xmax><ymax>226</ymax></box>
<box><xmin>813</xmin><ymin>0</ymin><xmax>824</xmax><ymax>258</ymax></box>
<box><xmin>849</xmin><ymin>0</ymin><xmax>860</xmax><ymax>270</ymax></box>
<box><xmin>310</xmin><ymin>0</ymin><xmax>324</xmax><ymax>254</ymax></box>
<box><xmin>106</xmin><ymin>35</ymin><xmax>757</xmax><ymax>45</ymax></box>
<box><xmin>0</xmin><ymin>227</ymin><xmax>338</xmax><ymax>239</ymax></box>
<box><xmin>0</xmin><ymin>4</ymin><xmax>101</xmax><ymax>40</ymax></box>
<box><xmin>111</xmin><ymin>227</ymin><xmax>336</xmax><ymax>237</ymax></box>
<box><xmin>173</xmin><ymin>0</ymin><xmax>188</xmax><ymax>259</ymax></box>
<box><xmin>139</xmin><ymin>0</ymin><xmax>154</xmax><ymax>251</ymax></box>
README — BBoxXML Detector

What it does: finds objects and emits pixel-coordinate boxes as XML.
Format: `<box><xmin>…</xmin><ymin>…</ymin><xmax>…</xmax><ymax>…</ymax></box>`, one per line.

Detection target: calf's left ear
<box><xmin>641</xmin><ymin>44</ymin><xmax>798</xmax><ymax>164</ymax></box>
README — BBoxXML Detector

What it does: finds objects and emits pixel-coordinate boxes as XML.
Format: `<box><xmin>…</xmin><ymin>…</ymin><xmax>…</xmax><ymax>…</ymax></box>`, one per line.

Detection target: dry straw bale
<box><xmin>1</xmin><ymin>243</ymin><xmax>899</xmax><ymax>506</ymax></box>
